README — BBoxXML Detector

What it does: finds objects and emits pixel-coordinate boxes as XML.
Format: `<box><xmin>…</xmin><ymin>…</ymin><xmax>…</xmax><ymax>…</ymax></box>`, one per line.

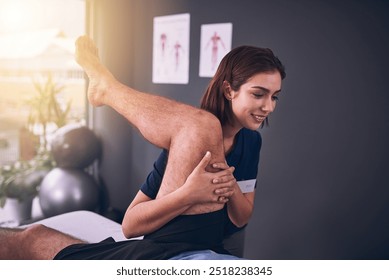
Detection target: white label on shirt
<box><xmin>237</xmin><ymin>179</ymin><xmax>256</xmax><ymax>193</ymax></box>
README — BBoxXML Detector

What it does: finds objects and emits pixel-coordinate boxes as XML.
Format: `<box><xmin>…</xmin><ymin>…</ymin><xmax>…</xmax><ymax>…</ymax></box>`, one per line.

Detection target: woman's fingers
<box><xmin>196</xmin><ymin>151</ymin><xmax>212</xmax><ymax>171</ymax></box>
<box><xmin>212</xmin><ymin>162</ymin><xmax>230</xmax><ymax>170</ymax></box>
<box><xmin>216</xmin><ymin>196</ymin><xmax>229</xmax><ymax>204</ymax></box>
<box><xmin>212</xmin><ymin>168</ymin><xmax>235</xmax><ymax>183</ymax></box>
<box><xmin>215</xmin><ymin>187</ymin><xmax>235</xmax><ymax>196</ymax></box>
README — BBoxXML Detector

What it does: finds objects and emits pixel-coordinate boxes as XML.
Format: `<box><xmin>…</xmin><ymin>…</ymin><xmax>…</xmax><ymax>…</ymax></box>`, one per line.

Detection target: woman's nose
<box><xmin>260</xmin><ymin>97</ymin><xmax>275</xmax><ymax>113</ymax></box>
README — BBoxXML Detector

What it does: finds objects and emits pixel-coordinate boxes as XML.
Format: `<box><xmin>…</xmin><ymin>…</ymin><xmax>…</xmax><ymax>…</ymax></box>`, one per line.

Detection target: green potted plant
<box><xmin>1</xmin><ymin>74</ymin><xmax>71</xmax><ymax>223</ymax></box>
<box><xmin>27</xmin><ymin>73</ymin><xmax>71</xmax><ymax>150</ymax></box>
<box><xmin>0</xmin><ymin>151</ymin><xmax>54</xmax><ymax>222</ymax></box>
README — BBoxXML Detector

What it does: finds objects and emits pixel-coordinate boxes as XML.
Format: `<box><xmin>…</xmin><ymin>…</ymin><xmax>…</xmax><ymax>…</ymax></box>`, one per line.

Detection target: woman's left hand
<box><xmin>183</xmin><ymin>152</ymin><xmax>236</xmax><ymax>204</ymax></box>
<box><xmin>211</xmin><ymin>161</ymin><xmax>237</xmax><ymax>203</ymax></box>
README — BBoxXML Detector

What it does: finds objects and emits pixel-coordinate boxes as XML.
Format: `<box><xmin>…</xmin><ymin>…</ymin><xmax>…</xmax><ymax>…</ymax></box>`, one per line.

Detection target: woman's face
<box><xmin>227</xmin><ymin>71</ymin><xmax>282</xmax><ymax>131</ymax></box>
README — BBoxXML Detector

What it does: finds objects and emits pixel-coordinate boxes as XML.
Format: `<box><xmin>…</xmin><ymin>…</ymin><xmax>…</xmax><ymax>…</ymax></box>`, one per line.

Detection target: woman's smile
<box><xmin>251</xmin><ymin>113</ymin><xmax>267</xmax><ymax>124</ymax></box>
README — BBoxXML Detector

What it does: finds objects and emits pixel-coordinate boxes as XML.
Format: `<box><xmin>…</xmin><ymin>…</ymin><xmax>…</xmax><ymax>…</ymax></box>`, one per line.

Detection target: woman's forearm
<box><xmin>122</xmin><ymin>188</ymin><xmax>193</xmax><ymax>238</ymax></box>
<box><xmin>226</xmin><ymin>185</ymin><xmax>255</xmax><ymax>228</ymax></box>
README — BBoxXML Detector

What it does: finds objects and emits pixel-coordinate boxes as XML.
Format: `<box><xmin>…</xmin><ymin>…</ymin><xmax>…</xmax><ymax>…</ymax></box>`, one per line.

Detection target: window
<box><xmin>0</xmin><ymin>0</ymin><xmax>86</xmax><ymax>165</ymax></box>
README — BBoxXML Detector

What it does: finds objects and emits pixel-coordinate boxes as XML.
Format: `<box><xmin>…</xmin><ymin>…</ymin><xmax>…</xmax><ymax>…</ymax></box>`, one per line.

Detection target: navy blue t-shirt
<box><xmin>140</xmin><ymin>128</ymin><xmax>262</xmax><ymax>236</ymax></box>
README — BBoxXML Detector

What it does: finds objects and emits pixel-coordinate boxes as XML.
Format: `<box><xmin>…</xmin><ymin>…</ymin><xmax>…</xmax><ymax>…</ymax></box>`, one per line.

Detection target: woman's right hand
<box><xmin>183</xmin><ymin>151</ymin><xmax>236</xmax><ymax>204</ymax></box>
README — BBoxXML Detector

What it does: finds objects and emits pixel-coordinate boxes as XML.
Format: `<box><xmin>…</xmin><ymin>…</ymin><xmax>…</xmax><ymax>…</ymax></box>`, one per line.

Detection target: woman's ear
<box><xmin>222</xmin><ymin>81</ymin><xmax>233</xmax><ymax>100</ymax></box>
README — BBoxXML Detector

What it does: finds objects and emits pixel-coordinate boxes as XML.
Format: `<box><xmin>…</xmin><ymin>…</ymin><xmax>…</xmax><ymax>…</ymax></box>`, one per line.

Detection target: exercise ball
<box><xmin>39</xmin><ymin>168</ymin><xmax>100</xmax><ymax>217</ymax></box>
<box><xmin>50</xmin><ymin>123</ymin><xmax>102</xmax><ymax>169</ymax></box>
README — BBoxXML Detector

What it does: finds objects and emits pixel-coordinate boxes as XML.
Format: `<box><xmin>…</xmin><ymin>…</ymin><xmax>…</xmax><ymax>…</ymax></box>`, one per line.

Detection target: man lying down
<box><xmin>0</xmin><ymin>149</ymin><xmax>240</xmax><ymax>260</ymax></box>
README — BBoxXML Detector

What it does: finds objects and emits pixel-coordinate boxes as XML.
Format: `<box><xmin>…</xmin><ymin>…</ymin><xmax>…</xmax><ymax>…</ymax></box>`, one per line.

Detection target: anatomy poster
<box><xmin>152</xmin><ymin>13</ymin><xmax>190</xmax><ymax>84</ymax></box>
<box><xmin>199</xmin><ymin>23</ymin><xmax>233</xmax><ymax>78</ymax></box>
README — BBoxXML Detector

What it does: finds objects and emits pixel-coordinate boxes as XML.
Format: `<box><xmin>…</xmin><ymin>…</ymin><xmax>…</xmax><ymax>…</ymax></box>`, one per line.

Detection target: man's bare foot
<box><xmin>75</xmin><ymin>35</ymin><xmax>116</xmax><ymax>107</ymax></box>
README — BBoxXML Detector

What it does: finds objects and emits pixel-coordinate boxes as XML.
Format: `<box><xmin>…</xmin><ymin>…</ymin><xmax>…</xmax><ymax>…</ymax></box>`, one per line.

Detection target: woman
<box><xmin>121</xmin><ymin>45</ymin><xmax>286</xmax><ymax>258</ymax></box>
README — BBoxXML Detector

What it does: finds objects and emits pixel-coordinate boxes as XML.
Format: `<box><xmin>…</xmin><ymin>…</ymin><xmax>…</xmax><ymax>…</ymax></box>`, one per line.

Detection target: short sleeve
<box><xmin>140</xmin><ymin>150</ymin><xmax>168</xmax><ymax>199</ymax></box>
<box><xmin>226</xmin><ymin>128</ymin><xmax>262</xmax><ymax>182</ymax></box>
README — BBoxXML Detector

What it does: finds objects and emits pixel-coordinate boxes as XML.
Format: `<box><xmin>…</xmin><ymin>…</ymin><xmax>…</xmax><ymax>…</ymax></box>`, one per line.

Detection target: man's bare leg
<box><xmin>75</xmin><ymin>36</ymin><xmax>216</xmax><ymax>150</ymax></box>
<box><xmin>0</xmin><ymin>224</ymin><xmax>84</xmax><ymax>259</ymax></box>
<box><xmin>75</xmin><ymin>36</ymin><xmax>225</xmax><ymax>214</ymax></box>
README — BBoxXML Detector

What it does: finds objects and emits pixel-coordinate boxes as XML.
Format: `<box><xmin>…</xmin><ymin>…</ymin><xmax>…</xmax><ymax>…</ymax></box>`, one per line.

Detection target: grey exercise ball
<box><xmin>39</xmin><ymin>168</ymin><xmax>100</xmax><ymax>217</ymax></box>
<box><xmin>50</xmin><ymin>124</ymin><xmax>102</xmax><ymax>169</ymax></box>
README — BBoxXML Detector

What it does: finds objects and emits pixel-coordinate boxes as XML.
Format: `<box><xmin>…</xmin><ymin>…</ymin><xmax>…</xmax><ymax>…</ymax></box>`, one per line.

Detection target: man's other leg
<box><xmin>0</xmin><ymin>224</ymin><xmax>84</xmax><ymax>259</ymax></box>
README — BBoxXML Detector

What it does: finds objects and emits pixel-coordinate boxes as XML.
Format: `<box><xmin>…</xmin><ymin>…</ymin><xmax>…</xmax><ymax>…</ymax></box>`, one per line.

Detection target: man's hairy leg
<box><xmin>0</xmin><ymin>224</ymin><xmax>84</xmax><ymax>260</ymax></box>
<box><xmin>158</xmin><ymin>112</ymin><xmax>226</xmax><ymax>214</ymax></box>
<box><xmin>76</xmin><ymin>36</ymin><xmax>213</xmax><ymax>151</ymax></box>
<box><xmin>76</xmin><ymin>36</ymin><xmax>226</xmax><ymax>212</ymax></box>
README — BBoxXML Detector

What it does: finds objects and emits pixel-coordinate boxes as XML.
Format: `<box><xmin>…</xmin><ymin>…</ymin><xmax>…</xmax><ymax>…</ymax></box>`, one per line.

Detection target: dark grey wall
<box><xmin>89</xmin><ymin>0</ymin><xmax>389</xmax><ymax>259</ymax></box>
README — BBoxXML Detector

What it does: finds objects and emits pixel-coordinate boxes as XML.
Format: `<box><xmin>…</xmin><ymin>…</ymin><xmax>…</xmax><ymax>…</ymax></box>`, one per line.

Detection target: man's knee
<box><xmin>188</xmin><ymin>110</ymin><xmax>223</xmax><ymax>142</ymax></box>
<box><xmin>1</xmin><ymin>224</ymin><xmax>46</xmax><ymax>259</ymax></box>
<box><xmin>23</xmin><ymin>223</ymin><xmax>49</xmax><ymax>236</ymax></box>
<box><xmin>20</xmin><ymin>224</ymin><xmax>62</xmax><ymax>259</ymax></box>
<box><xmin>21</xmin><ymin>224</ymin><xmax>49</xmax><ymax>251</ymax></box>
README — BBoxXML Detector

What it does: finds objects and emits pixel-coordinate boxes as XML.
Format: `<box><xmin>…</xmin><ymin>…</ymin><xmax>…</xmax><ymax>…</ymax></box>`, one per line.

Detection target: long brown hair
<box><xmin>200</xmin><ymin>46</ymin><xmax>286</xmax><ymax>126</ymax></box>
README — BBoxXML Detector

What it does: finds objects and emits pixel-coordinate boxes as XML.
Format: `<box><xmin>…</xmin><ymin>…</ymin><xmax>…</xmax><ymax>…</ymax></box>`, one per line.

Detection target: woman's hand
<box><xmin>122</xmin><ymin>151</ymin><xmax>238</xmax><ymax>238</ymax></box>
<box><xmin>211</xmin><ymin>161</ymin><xmax>238</xmax><ymax>203</ymax></box>
<box><xmin>183</xmin><ymin>151</ymin><xmax>236</xmax><ymax>204</ymax></box>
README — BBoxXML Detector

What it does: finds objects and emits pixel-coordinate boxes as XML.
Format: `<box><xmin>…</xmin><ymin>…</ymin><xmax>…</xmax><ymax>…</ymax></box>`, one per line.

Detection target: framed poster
<box><xmin>199</xmin><ymin>23</ymin><xmax>233</xmax><ymax>78</ymax></box>
<box><xmin>152</xmin><ymin>13</ymin><xmax>190</xmax><ymax>84</ymax></box>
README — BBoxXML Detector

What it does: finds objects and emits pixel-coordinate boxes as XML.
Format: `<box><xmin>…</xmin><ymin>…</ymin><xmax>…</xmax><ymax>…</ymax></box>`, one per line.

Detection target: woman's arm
<box><xmin>121</xmin><ymin>187</ymin><xmax>193</xmax><ymax>238</ymax></box>
<box><xmin>225</xmin><ymin>186</ymin><xmax>255</xmax><ymax>228</ymax></box>
<box><xmin>122</xmin><ymin>152</ymin><xmax>236</xmax><ymax>238</ymax></box>
<box><xmin>212</xmin><ymin>162</ymin><xmax>255</xmax><ymax>228</ymax></box>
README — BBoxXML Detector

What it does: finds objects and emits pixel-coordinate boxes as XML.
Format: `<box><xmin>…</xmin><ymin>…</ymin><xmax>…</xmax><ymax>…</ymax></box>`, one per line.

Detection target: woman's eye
<box><xmin>252</xmin><ymin>93</ymin><xmax>279</xmax><ymax>101</ymax></box>
<box><xmin>253</xmin><ymin>93</ymin><xmax>263</xmax><ymax>98</ymax></box>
